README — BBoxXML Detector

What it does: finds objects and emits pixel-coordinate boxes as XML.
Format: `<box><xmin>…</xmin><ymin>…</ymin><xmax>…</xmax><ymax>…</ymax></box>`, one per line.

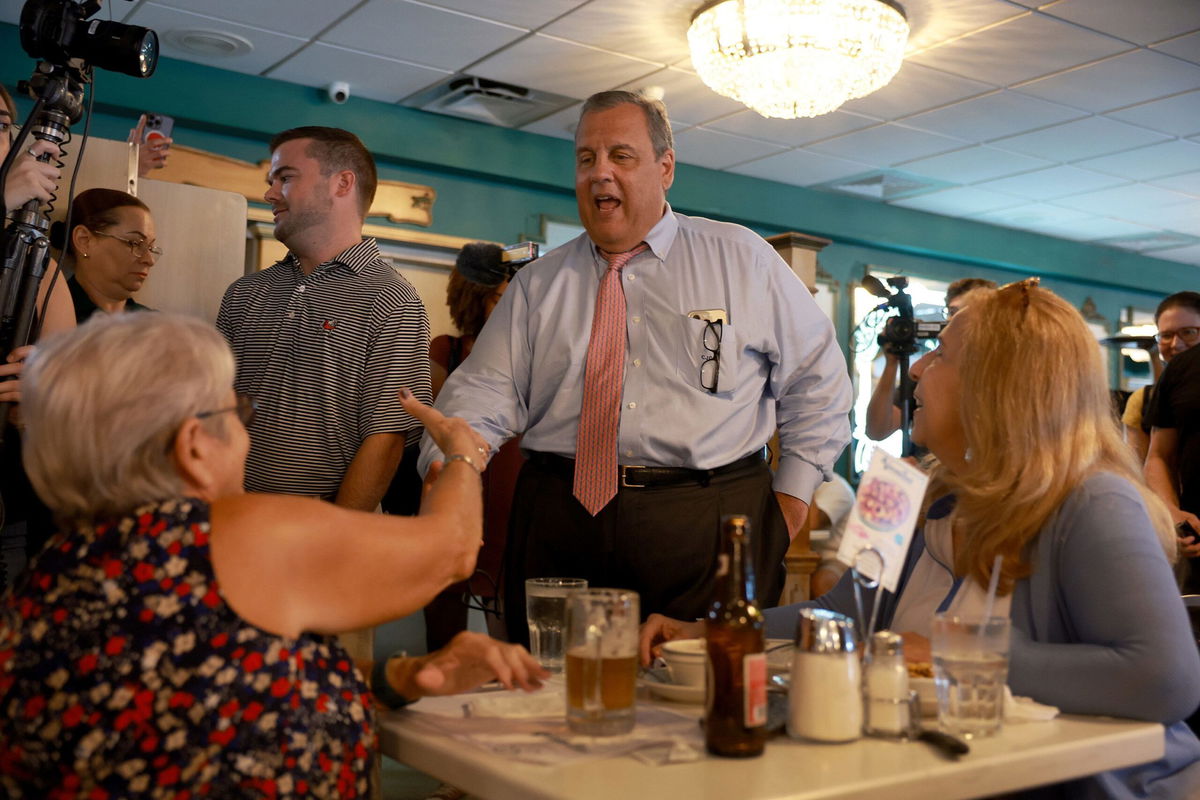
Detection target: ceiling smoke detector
<box><xmin>166</xmin><ymin>29</ymin><xmax>253</xmax><ymax>59</ymax></box>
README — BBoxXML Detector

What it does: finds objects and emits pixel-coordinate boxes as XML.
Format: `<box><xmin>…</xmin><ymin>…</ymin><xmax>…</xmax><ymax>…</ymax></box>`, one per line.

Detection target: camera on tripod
<box><xmin>20</xmin><ymin>0</ymin><xmax>158</xmax><ymax>78</ymax></box>
<box><xmin>863</xmin><ymin>274</ymin><xmax>945</xmax><ymax>357</ymax></box>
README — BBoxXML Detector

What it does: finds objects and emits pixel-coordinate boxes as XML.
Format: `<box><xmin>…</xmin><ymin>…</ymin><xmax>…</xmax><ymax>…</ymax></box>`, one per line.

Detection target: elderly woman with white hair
<box><xmin>0</xmin><ymin>311</ymin><xmax>545</xmax><ymax>798</ymax></box>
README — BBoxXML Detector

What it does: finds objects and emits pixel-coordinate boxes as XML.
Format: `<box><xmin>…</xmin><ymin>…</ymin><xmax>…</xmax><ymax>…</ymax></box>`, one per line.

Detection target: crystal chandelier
<box><xmin>687</xmin><ymin>0</ymin><xmax>910</xmax><ymax>119</ymax></box>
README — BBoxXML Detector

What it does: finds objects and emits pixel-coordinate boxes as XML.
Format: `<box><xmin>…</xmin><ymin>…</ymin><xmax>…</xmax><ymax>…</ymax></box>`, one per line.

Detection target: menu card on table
<box><xmin>835</xmin><ymin>449</ymin><xmax>928</xmax><ymax>592</ymax></box>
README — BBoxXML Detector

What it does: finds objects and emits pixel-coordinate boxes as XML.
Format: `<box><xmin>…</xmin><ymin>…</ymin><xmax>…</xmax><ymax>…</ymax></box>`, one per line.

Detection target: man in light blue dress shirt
<box><xmin>420</xmin><ymin>91</ymin><xmax>852</xmax><ymax>640</ymax></box>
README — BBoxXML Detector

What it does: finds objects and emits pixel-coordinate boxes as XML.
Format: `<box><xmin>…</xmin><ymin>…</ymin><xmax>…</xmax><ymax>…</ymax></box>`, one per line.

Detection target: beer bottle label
<box><xmin>743</xmin><ymin>652</ymin><xmax>767</xmax><ymax>728</ymax></box>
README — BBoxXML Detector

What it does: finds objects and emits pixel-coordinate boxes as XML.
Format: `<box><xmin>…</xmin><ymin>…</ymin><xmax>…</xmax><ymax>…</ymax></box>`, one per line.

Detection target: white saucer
<box><xmin>641</xmin><ymin>677</ymin><xmax>705</xmax><ymax>704</ymax></box>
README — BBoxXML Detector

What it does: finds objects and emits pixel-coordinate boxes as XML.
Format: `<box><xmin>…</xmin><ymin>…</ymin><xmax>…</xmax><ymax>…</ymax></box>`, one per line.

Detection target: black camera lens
<box><xmin>20</xmin><ymin>0</ymin><xmax>158</xmax><ymax>78</ymax></box>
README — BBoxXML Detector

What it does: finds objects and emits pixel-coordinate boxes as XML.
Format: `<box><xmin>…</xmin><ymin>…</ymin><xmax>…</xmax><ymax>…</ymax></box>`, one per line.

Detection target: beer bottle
<box><xmin>705</xmin><ymin>514</ymin><xmax>767</xmax><ymax>757</ymax></box>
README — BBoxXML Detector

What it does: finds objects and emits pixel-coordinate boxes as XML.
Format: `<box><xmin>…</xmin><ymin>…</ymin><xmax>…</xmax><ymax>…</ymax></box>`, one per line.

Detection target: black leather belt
<box><xmin>528</xmin><ymin>449</ymin><xmax>766</xmax><ymax>489</ymax></box>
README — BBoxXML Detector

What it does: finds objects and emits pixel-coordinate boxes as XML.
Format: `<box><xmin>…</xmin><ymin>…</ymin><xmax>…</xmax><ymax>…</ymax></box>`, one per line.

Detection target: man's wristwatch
<box><xmin>371</xmin><ymin>652</ymin><xmax>415</xmax><ymax>710</ymax></box>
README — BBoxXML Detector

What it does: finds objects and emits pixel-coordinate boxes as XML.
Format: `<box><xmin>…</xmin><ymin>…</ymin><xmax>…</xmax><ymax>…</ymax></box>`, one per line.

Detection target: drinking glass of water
<box><xmin>931</xmin><ymin>613</ymin><xmax>1011</xmax><ymax>739</ymax></box>
<box><xmin>525</xmin><ymin>577</ymin><xmax>587</xmax><ymax>673</ymax></box>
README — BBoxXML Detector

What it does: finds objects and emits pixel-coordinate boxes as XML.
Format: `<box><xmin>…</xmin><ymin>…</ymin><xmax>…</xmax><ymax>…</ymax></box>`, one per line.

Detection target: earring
<box><xmin>82</xmin><ymin>252</ymin><xmax>89</xmax><ymax>258</ymax></box>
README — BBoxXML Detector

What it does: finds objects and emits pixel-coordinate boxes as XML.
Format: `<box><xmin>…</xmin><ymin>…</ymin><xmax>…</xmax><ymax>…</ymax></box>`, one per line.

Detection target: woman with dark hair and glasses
<box><xmin>0</xmin><ymin>311</ymin><xmax>544</xmax><ymax>797</ymax></box>
<box><xmin>54</xmin><ymin>187</ymin><xmax>161</xmax><ymax>321</ymax></box>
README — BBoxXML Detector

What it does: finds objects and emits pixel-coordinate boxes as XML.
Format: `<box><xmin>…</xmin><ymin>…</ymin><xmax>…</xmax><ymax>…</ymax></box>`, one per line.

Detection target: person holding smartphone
<box><xmin>127</xmin><ymin>112</ymin><xmax>173</xmax><ymax>176</ymax></box>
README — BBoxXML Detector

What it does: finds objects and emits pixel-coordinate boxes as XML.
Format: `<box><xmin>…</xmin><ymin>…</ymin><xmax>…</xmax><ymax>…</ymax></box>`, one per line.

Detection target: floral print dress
<box><xmin>0</xmin><ymin>497</ymin><xmax>375</xmax><ymax>798</ymax></box>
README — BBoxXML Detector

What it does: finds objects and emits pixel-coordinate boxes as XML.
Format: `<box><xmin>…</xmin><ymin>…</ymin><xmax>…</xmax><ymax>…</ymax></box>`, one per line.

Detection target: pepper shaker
<box><xmin>864</xmin><ymin>631</ymin><xmax>911</xmax><ymax>737</ymax></box>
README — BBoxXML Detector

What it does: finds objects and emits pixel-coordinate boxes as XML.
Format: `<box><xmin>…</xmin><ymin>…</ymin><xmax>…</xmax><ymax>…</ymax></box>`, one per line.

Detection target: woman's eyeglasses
<box><xmin>91</xmin><ymin>229</ymin><xmax>164</xmax><ymax>261</ymax></box>
<box><xmin>1157</xmin><ymin>327</ymin><xmax>1200</xmax><ymax>346</ymax></box>
<box><xmin>197</xmin><ymin>394</ymin><xmax>258</xmax><ymax>427</ymax></box>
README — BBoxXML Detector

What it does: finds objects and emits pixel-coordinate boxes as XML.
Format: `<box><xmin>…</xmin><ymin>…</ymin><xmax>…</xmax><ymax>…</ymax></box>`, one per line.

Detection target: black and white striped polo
<box><xmin>216</xmin><ymin>238</ymin><xmax>432</xmax><ymax>498</ymax></box>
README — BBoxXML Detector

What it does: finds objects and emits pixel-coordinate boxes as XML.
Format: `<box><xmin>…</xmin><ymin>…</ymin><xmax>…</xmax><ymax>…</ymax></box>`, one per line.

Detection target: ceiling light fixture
<box><xmin>687</xmin><ymin>0</ymin><xmax>909</xmax><ymax>120</ymax></box>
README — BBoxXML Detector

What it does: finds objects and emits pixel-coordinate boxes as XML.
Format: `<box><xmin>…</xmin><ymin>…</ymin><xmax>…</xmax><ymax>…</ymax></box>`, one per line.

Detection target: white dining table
<box><xmin>377</xmin><ymin>691</ymin><xmax>1165</xmax><ymax>800</ymax></box>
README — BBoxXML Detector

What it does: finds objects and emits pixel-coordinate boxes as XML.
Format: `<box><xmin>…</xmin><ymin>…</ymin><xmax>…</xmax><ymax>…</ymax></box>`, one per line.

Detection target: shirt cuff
<box><xmin>772</xmin><ymin>457</ymin><xmax>825</xmax><ymax>505</ymax></box>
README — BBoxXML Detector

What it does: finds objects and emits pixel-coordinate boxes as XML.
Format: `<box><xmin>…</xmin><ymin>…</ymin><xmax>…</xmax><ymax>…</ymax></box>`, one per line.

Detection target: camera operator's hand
<box><xmin>128</xmin><ymin>114</ymin><xmax>172</xmax><ymax>176</ymax></box>
<box><xmin>3</xmin><ymin>139</ymin><xmax>61</xmax><ymax>213</ymax></box>
<box><xmin>0</xmin><ymin>346</ymin><xmax>36</xmax><ymax>426</ymax></box>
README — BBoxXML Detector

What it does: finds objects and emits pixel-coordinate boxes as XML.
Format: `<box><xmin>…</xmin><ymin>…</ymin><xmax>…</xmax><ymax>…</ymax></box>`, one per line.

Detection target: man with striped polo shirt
<box><xmin>217</xmin><ymin>126</ymin><xmax>430</xmax><ymax>515</ymax></box>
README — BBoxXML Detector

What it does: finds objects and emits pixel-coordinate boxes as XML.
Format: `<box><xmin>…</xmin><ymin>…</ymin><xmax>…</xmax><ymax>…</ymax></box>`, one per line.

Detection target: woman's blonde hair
<box><xmin>938</xmin><ymin>279</ymin><xmax>1175</xmax><ymax>594</ymax></box>
<box><xmin>22</xmin><ymin>312</ymin><xmax>234</xmax><ymax>521</ymax></box>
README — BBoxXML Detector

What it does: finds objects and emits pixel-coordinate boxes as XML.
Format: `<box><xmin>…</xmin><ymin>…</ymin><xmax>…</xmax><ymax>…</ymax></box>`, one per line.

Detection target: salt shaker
<box><xmin>864</xmin><ymin>631</ymin><xmax>911</xmax><ymax>737</ymax></box>
<box><xmin>788</xmin><ymin>608</ymin><xmax>861</xmax><ymax>742</ymax></box>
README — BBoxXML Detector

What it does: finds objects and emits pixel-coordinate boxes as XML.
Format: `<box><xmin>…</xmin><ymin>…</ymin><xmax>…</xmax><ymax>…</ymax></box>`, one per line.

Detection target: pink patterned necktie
<box><xmin>573</xmin><ymin>243</ymin><xmax>648</xmax><ymax>515</ymax></box>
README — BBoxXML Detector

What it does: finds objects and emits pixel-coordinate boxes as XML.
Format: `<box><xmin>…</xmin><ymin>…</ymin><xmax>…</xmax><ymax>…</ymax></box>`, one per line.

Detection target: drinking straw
<box><xmin>978</xmin><ymin>554</ymin><xmax>1003</xmax><ymax>645</ymax></box>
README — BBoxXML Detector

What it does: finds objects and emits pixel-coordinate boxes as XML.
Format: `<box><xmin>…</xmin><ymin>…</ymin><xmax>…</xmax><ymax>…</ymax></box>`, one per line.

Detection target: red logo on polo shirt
<box><xmin>322</xmin><ymin>319</ymin><xmax>337</xmax><ymax>332</ymax></box>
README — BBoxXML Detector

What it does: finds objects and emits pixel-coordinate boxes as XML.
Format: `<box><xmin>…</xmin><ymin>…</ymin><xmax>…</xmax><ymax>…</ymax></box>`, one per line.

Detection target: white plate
<box><xmin>641</xmin><ymin>677</ymin><xmax>705</xmax><ymax>704</ymax></box>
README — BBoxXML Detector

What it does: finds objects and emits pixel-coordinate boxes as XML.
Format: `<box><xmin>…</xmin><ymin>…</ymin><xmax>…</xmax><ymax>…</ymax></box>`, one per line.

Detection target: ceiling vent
<box><xmin>814</xmin><ymin>169</ymin><xmax>952</xmax><ymax>202</ymax></box>
<box><xmin>1094</xmin><ymin>231</ymin><xmax>1200</xmax><ymax>253</ymax></box>
<box><xmin>403</xmin><ymin>75</ymin><xmax>575</xmax><ymax>128</ymax></box>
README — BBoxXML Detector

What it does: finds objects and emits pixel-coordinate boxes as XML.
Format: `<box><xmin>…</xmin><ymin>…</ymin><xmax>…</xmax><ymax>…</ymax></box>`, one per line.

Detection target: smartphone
<box><xmin>1178</xmin><ymin>521</ymin><xmax>1199</xmax><ymax>542</ymax></box>
<box><xmin>142</xmin><ymin>113</ymin><xmax>174</xmax><ymax>143</ymax></box>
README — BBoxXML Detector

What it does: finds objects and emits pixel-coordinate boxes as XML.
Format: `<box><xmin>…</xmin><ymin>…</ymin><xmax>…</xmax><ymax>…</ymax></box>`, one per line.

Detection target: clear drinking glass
<box><xmin>525</xmin><ymin>577</ymin><xmax>587</xmax><ymax>673</ymax></box>
<box><xmin>931</xmin><ymin>613</ymin><xmax>1011</xmax><ymax>739</ymax></box>
<box><xmin>565</xmin><ymin>588</ymin><xmax>639</xmax><ymax>736</ymax></box>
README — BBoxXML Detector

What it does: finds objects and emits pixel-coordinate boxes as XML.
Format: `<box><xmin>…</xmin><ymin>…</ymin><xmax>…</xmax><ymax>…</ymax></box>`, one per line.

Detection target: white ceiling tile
<box><xmin>147</xmin><ymin>0</ymin><xmax>360</xmax><ymax>39</ymax></box>
<box><xmin>1111</xmin><ymin>199</ymin><xmax>1200</xmax><ymax>235</ymax></box>
<box><xmin>971</xmin><ymin>203</ymin><xmax>1092</xmax><ymax>228</ymax></box>
<box><xmin>1074</xmin><ymin>140</ymin><xmax>1200</xmax><ymax>181</ymax></box>
<box><xmin>0</xmin><ymin>0</ymin><xmax>20</xmax><ymax>26</ymax></box>
<box><xmin>839</xmin><ymin>62</ymin><xmax>992</xmax><ymax>120</ymax></box>
<box><xmin>1155</xmin><ymin>243</ymin><xmax>1200</xmax><ymax>266</ymax></box>
<box><xmin>1148</xmin><ymin>170</ymin><xmax>1200</xmax><ymax>196</ymax></box>
<box><xmin>728</xmin><ymin>150</ymin><xmax>874</xmax><ymax>188</ymax></box>
<box><xmin>901</xmin><ymin>90</ymin><xmax>1085</xmax><ymax>141</ymax></box>
<box><xmin>518</xmin><ymin>102</ymin><xmax>582</xmax><ymax>141</ymax></box>
<box><xmin>321</xmin><ymin>0</ymin><xmax>526</xmax><ymax>72</ymax></box>
<box><xmin>1052</xmin><ymin>183</ymin><xmax>1196</xmax><ymax>215</ymax></box>
<box><xmin>907</xmin><ymin>13</ymin><xmax>1132</xmax><ymax>86</ymax></box>
<box><xmin>1012</xmin><ymin>50</ymin><xmax>1200</xmax><ymax>113</ymax></box>
<box><xmin>615</xmin><ymin>68</ymin><xmax>746</xmax><ymax>127</ymax></box>
<box><xmin>471</xmin><ymin>34</ymin><xmax>659</xmax><ymax>100</ymax></box>
<box><xmin>266</xmin><ymin>43</ymin><xmax>450</xmax><ymax>104</ymax></box>
<box><xmin>1153</xmin><ymin>31</ymin><xmax>1200</xmax><ymax>65</ymax></box>
<box><xmin>673</xmin><ymin>128</ymin><xmax>790</xmax><ymax>170</ymax></box>
<box><xmin>891</xmin><ymin>186</ymin><xmax>1024</xmax><ymax>216</ymax></box>
<box><xmin>904</xmin><ymin>0</ymin><xmax>1028</xmax><ymax>54</ymax></box>
<box><xmin>1043</xmin><ymin>0</ymin><xmax>1200</xmax><ymax>47</ymax></box>
<box><xmin>1107</xmin><ymin>90</ymin><xmax>1200</xmax><ymax>137</ymax></box>
<box><xmin>705</xmin><ymin>109</ymin><xmax>881</xmax><ymax>148</ymax></box>
<box><xmin>418</xmin><ymin>0</ymin><xmax>587</xmax><ymax>29</ymax></box>
<box><xmin>124</xmin><ymin>3</ymin><xmax>307</xmax><ymax>74</ymax></box>
<box><xmin>807</xmin><ymin>124</ymin><xmax>968</xmax><ymax>167</ymax></box>
<box><xmin>897</xmin><ymin>145</ymin><xmax>1053</xmax><ymax>184</ymax></box>
<box><xmin>991</xmin><ymin>117</ymin><xmax>1171</xmax><ymax>161</ymax></box>
<box><xmin>540</xmin><ymin>1</ymin><xmax>691</xmax><ymax>66</ymax></box>
<box><xmin>975</xmin><ymin>165</ymin><xmax>1130</xmax><ymax>200</ymax></box>
<box><xmin>1028</xmin><ymin>216</ymin><xmax>1158</xmax><ymax>241</ymax></box>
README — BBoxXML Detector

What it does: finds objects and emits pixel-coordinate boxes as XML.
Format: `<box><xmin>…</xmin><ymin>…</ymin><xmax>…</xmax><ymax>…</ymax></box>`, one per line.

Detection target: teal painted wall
<box><xmin>3</xmin><ymin>21</ymin><xmax>1191</xmax><ymax>337</ymax></box>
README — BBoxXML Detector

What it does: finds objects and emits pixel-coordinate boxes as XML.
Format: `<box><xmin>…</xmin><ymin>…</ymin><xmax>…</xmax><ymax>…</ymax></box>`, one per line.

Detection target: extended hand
<box><xmin>0</xmin><ymin>345</ymin><xmax>36</xmax><ymax>406</ymax></box>
<box><xmin>639</xmin><ymin>613</ymin><xmax>704</xmax><ymax>667</ymax></box>
<box><xmin>412</xmin><ymin>631</ymin><xmax>547</xmax><ymax>696</ymax></box>
<box><xmin>398</xmin><ymin>387</ymin><xmax>490</xmax><ymax>472</ymax></box>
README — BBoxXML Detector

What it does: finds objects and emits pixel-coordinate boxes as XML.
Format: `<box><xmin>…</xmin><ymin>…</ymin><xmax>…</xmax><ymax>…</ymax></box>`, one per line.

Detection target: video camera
<box><xmin>455</xmin><ymin>241</ymin><xmax>540</xmax><ymax>286</ymax></box>
<box><xmin>862</xmin><ymin>274</ymin><xmax>945</xmax><ymax>358</ymax></box>
<box><xmin>0</xmin><ymin>0</ymin><xmax>157</xmax><ymax>449</ymax></box>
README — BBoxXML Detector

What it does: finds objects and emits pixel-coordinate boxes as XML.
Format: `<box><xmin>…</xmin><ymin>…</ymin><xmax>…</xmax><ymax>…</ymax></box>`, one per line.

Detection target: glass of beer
<box><xmin>525</xmin><ymin>577</ymin><xmax>588</xmax><ymax>673</ymax></box>
<box><xmin>565</xmin><ymin>588</ymin><xmax>639</xmax><ymax>736</ymax></box>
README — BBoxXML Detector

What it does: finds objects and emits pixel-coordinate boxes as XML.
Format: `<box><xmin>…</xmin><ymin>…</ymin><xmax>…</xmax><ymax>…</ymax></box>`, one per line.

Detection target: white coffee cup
<box><xmin>661</xmin><ymin>638</ymin><xmax>706</xmax><ymax>687</ymax></box>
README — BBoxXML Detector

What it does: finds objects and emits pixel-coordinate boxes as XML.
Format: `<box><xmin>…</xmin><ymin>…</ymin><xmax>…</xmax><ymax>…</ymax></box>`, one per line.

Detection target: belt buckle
<box><xmin>620</xmin><ymin>465</ymin><xmax>646</xmax><ymax>489</ymax></box>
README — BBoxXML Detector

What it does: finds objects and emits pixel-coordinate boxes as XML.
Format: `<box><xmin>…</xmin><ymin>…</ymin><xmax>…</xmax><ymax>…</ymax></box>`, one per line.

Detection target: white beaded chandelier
<box><xmin>687</xmin><ymin>0</ymin><xmax>910</xmax><ymax>119</ymax></box>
